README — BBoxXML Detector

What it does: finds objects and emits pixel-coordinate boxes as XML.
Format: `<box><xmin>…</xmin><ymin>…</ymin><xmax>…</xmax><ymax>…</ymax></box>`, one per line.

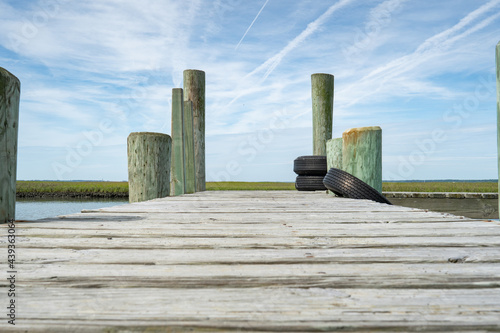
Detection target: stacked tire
<box><xmin>293</xmin><ymin>155</ymin><xmax>327</xmax><ymax>191</ymax></box>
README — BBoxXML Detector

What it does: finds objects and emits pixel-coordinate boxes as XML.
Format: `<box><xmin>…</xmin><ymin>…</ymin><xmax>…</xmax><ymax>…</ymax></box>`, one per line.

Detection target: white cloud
<box><xmin>1</xmin><ymin>0</ymin><xmax>498</xmax><ymax>181</ymax></box>
<box><xmin>246</xmin><ymin>0</ymin><xmax>357</xmax><ymax>82</ymax></box>
<box><xmin>335</xmin><ymin>0</ymin><xmax>500</xmax><ymax>110</ymax></box>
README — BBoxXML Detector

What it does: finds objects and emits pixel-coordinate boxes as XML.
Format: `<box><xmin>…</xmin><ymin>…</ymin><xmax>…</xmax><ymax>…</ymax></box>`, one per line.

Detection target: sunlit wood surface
<box><xmin>3</xmin><ymin>191</ymin><xmax>500</xmax><ymax>332</ymax></box>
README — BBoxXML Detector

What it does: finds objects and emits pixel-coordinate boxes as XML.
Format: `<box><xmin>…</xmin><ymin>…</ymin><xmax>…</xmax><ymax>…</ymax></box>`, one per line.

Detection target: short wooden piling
<box><xmin>127</xmin><ymin>132</ymin><xmax>172</xmax><ymax>203</ymax></box>
<box><xmin>342</xmin><ymin>126</ymin><xmax>382</xmax><ymax>193</ymax></box>
<box><xmin>171</xmin><ymin>88</ymin><xmax>185</xmax><ymax>196</ymax></box>
<box><xmin>183</xmin><ymin>101</ymin><xmax>196</xmax><ymax>194</ymax></box>
<box><xmin>326</xmin><ymin>137</ymin><xmax>343</xmax><ymax>196</ymax></box>
<box><xmin>311</xmin><ymin>73</ymin><xmax>334</xmax><ymax>155</ymax></box>
<box><xmin>496</xmin><ymin>41</ymin><xmax>500</xmax><ymax>213</ymax></box>
<box><xmin>326</xmin><ymin>138</ymin><xmax>343</xmax><ymax>171</ymax></box>
<box><xmin>0</xmin><ymin>68</ymin><xmax>20</xmax><ymax>223</ymax></box>
<box><xmin>183</xmin><ymin>70</ymin><xmax>205</xmax><ymax>192</ymax></box>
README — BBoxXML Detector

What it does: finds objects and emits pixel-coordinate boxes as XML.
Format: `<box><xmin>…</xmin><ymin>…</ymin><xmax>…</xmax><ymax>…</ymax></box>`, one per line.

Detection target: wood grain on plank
<box><xmin>1</xmin><ymin>190</ymin><xmax>499</xmax><ymax>331</ymax></box>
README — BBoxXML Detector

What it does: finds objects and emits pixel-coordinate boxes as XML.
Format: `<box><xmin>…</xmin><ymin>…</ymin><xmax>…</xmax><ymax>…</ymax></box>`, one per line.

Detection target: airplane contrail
<box><xmin>247</xmin><ymin>0</ymin><xmax>356</xmax><ymax>81</ymax></box>
<box><xmin>338</xmin><ymin>0</ymin><xmax>500</xmax><ymax>108</ymax></box>
<box><xmin>226</xmin><ymin>0</ymin><xmax>355</xmax><ymax>107</ymax></box>
<box><xmin>235</xmin><ymin>0</ymin><xmax>270</xmax><ymax>51</ymax></box>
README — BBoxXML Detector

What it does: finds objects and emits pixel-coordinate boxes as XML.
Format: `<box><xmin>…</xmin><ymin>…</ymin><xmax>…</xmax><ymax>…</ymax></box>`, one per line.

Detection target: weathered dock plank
<box><xmin>1</xmin><ymin>190</ymin><xmax>499</xmax><ymax>332</ymax></box>
<box><xmin>12</xmin><ymin>287</ymin><xmax>500</xmax><ymax>333</ymax></box>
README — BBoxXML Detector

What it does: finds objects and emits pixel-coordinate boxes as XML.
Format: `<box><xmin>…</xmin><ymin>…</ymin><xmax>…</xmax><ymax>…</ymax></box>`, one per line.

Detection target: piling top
<box><xmin>184</xmin><ymin>69</ymin><xmax>205</xmax><ymax>75</ymax></box>
<box><xmin>327</xmin><ymin>137</ymin><xmax>343</xmax><ymax>144</ymax></box>
<box><xmin>0</xmin><ymin>67</ymin><xmax>21</xmax><ymax>86</ymax></box>
<box><xmin>128</xmin><ymin>132</ymin><xmax>171</xmax><ymax>139</ymax></box>
<box><xmin>343</xmin><ymin>126</ymin><xmax>381</xmax><ymax>135</ymax></box>
<box><xmin>311</xmin><ymin>73</ymin><xmax>334</xmax><ymax>78</ymax></box>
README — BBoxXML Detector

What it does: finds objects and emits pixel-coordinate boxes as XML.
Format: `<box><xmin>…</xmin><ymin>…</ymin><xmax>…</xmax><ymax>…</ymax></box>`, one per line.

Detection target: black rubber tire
<box><xmin>323</xmin><ymin>168</ymin><xmax>392</xmax><ymax>205</ymax></box>
<box><xmin>293</xmin><ymin>155</ymin><xmax>327</xmax><ymax>176</ymax></box>
<box><xmin>295</xmin><ymin>175</ymin><xmax>327</xmax><ymax>191</ymax></box>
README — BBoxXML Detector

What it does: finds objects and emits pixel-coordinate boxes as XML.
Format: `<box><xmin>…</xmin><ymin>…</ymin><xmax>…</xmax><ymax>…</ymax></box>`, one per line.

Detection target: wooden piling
<box><xmin>171</xmin><ymin>88</ymin><xmax>185</xmax><ymax>196</ymax></box>
<box><xmin>326</xmin><ymin>137</ymin><xmax>343</xmax><ymax>196</ymax></box>
<box><xmin>127</xmin><ymin>132</ymin><xmax>172</xmax><ymax>203</ymax></box>
<box><xmin>183</xmin><ymin>101</ymin><xmax>196</xmax><ymax>194</ymax></box>
<box><xmin>497</xmin><ymin>41</ymin><xmax>500</xmax><ymax>213</ymax></box>
<box><xmin>311</xmin><ymin>73</ymin><xmax>334</xmax><ymax>155</ymax></box>
<box><xmin>183</xmin><ymin>70</ymin><xmax>205</xmax><ymax>192</ymax></box>
<box><xmin>326</xmin><ymin>138</ymin><xmax>343</xmax><ymax>171</ymax></box>
<box><xmin>0</xmin><ymin>68</ymin><xmax>20</xmax><ymax>223</ymax></box>
<box><xmin>342</xmin><ymin>126</ymin><xmax>382</xmax><ymax>193</ymax></box>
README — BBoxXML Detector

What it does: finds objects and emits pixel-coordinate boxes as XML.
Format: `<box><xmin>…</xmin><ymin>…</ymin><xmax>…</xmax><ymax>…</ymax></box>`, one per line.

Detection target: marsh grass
<box><xmin>16</xmin><ymin>180</ymin><xmax>498</xmax><ymax>197</ymax></box>
<box><xmin>16</xmin><ymin>181</ymin><xmax>129</xmax><ymax>197</ymax></box>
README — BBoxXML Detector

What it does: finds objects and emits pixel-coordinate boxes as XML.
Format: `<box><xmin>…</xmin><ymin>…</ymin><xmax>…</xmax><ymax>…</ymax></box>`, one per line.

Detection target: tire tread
<box><xmin>323</xmin><ymin>168</ymin><xmax>391</xmax><ymax>205</ymax></box>
<box><xmin>295</xmin><ymin>175</ymin><xmax>327</xmax><ymax>191</ymax></box>
<box><xmin>293</xmin><ymin>155</ymin><xmax>327</xmax><ymax>176</ymax></box>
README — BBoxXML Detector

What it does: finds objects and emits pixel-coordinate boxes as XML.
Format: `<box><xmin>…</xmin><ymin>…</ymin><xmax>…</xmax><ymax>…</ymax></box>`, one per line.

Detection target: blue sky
<box><xmin>1</xmin><ymin>0</ymin><xmax>499</xmax><ymax>182</ymax></box>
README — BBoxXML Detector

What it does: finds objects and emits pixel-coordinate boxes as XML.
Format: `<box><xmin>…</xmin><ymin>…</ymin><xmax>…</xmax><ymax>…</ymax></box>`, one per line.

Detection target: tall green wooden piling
<box><xmin>311</xmin><ymin>73</ymin><xmax>334</xmax><ymax>156</ymax></box>
<box><xmin>342</xmin><ymin>126</ymin><xmax>382</xmax><ymax>193</ymax></box>
<box><xmin>183</xmin><ymin>69</ymin><xmax>205</xmax><ymax>192</ymax></box>
<box><xmin>127</xmin><ymin>132</ymin><xmax>172</xmax><ymax>203</ymax></box>
<box><xmin>496</xmin><ymin>41</ymin><xmax>500</xmax><ymax>212</ymax></box>
<box><xmin>171</xmin><ymin>88</ymin><xmax>185</xmax><ymax>196</ymax></box>
<box><xmin>183</xmin><ymin>100</ymin><xmax>196</xmax><ymax>194</ymax></box>
<box><xmin>0</xmin><ymin>68</ymin><xmax>20</xmax><ymax>224</ymax></box>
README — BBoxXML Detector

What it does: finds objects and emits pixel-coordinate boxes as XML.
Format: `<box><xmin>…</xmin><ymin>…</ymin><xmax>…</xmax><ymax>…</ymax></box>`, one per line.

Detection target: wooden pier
<box><xmin>2</xmin><ymin>190</ymin><xmax>500</xmax><ymax>332</ymax></box>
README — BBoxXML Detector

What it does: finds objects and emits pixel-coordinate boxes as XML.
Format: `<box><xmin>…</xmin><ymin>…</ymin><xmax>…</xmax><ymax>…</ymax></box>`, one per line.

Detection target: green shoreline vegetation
<box><xmin>15</xmin><ymin>180</ymin><xmax>498</xmax><ymax>198</ymax></box>
<box><xmin>16</xmin><ymin>181</ymin><xmax>129</xmax><ymax>198</ymax></box>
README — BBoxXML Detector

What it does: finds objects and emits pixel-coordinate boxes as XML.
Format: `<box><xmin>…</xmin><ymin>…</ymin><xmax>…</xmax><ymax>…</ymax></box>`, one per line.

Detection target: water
<box><xmin>15</xmin><ymin>198</ymin><xmax>129</xmax><ymax>221</ymax></box>
<box><xmin>14</xmin><ymin>197</ymin><xmax>499</xmax><ymax>221</ymax></box>
<box><xmin>390</xmin><ymin>197</ymin><xmax>498</xmax><ymax>219</ymax></box>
